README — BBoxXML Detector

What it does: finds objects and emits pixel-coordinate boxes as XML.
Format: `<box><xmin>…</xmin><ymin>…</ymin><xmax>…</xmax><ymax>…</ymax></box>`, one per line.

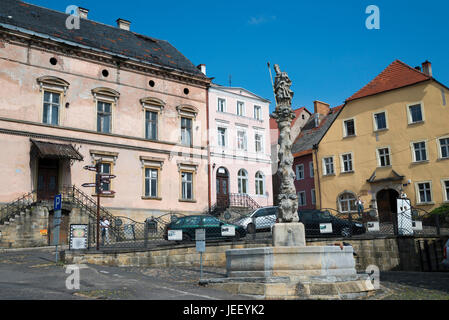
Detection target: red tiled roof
<box><xmin>346</xmin><ymin>60</ymin><xmax>431</xmax><ymax>102</ymax></box>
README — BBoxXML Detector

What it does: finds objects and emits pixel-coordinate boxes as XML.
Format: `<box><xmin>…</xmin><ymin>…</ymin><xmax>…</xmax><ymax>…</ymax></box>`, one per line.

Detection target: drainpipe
<box><xmin>313</xmin><ymin>144</ymin><xmax>322</xmax><ymax>209</ymax></box>
<box><xmin>206</xmin><ymin>87</ymin><xmax>212</xmax><ymax>214</ymax></box>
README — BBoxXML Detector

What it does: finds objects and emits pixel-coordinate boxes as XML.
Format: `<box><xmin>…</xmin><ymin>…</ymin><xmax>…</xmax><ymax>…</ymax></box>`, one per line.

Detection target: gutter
<box><xmin>312</xmin><ymin>144</ymin><xmax>322</xmax><ymax>209</ymax></box>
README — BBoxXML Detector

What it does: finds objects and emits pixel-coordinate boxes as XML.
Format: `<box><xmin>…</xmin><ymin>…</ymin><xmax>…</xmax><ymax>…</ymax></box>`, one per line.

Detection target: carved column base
<box><xmin>272</xmin><ymin>222</ymin><xmax>306</xmax><ymax>247</ymax></box>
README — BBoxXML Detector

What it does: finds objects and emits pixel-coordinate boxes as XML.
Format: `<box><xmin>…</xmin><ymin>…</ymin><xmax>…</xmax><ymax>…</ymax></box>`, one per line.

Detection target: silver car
<box><xmin>234</xmin><ymin>206</ymin><xmax>278</xmax><ymax>234</ymax></box>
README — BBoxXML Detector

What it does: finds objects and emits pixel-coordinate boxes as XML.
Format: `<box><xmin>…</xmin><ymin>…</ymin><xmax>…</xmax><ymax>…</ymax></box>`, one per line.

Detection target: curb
<box><xmin>0</xmin><ymin>245</ymin><xmax>69</xmax><ymax>253</ymax></box>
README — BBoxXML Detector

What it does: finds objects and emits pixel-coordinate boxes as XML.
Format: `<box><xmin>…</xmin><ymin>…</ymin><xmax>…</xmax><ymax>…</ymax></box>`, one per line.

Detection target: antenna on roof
<box><xmin>228</xmin><ymin>75</ymin><xmax>232</xmax><ymax>87</ymax></box>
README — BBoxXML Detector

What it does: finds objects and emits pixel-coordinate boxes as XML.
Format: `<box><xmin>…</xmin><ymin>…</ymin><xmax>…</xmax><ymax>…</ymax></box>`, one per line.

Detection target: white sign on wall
<box><xmin>167</xmin><ymin>230</ymin><xmax>183</xmax><ymax>241</ymax></box>
<box><xmin>221</xmin><ymin>225</ymin><xmax>235</xmax><ymax>236</ymax></box>
<box><xmin>320</xmin><ymin>223</ymin><xmax>333</xmax><ymax>234</ymax></box>
<box><xmin>367</xmin><ymin>221</ymin><xmax>380</xmax><ymax>232</ymax></box>
<box><xmin>412</xmin><ymin>221</ymin><xmax>423</xmax><ymax>231</ymax></box>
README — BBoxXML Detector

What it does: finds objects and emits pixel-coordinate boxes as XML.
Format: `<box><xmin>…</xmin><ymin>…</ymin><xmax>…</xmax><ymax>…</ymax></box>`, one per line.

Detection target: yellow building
<box><xmin>314</xmin><ymin>60</ymin><xmax>449</xmax><ymax>222</ymax></box>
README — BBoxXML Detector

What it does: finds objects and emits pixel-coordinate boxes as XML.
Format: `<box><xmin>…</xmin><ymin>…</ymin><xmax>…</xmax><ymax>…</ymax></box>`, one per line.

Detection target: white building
<box><xmin>208</xmin><ymin>84</ymin><xmax>273</xmax><ymax>209</ymax></box>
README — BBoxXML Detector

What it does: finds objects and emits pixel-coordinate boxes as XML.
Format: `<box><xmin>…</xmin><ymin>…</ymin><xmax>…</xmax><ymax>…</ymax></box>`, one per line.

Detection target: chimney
<box><xmin>116</xmin><ymin>18</ymin><xmax>131</xmax><ymax>31</ymax></box>
<box><xmin>422</xmin><ymin>60</ymin><xmax>432</xmax><ymax>77</ymax></box>
<box><xmin>197</xmin><ymin>64</ymin><xmax>206</xmax><ymax>75</ymax></box>
<box><xmin>313</xmin><ymin>100</ymin><xmax>330</xmax><ymax>116</ymax></box>
<box><xmin>77</xmin><ymin>7</ymin><xmax>89</xmax><ymax>19</ymax></box>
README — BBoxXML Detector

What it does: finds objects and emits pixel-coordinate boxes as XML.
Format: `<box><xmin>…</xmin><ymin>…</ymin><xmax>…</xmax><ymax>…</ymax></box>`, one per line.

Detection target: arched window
<box><xmin>338</xmin><ymin>192</ymin><xmax>357</xmax><ymax>213</ymax></box>
<box><xmin>255</xmin><ymin>171</ymin><xmax>265</xmax><ymax>196</ymax></box>
<box><xmin>238</xmin><ymin>169</ymin><xmax>248</xmax><ymax>194</ymax></box>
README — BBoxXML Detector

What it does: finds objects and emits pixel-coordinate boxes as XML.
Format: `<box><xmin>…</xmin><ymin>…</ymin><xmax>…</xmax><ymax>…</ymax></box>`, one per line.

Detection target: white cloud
<box><xmin>248</xmin><ymin>15</ymin><xmax>277</xmax><ymax>25</ymax></box>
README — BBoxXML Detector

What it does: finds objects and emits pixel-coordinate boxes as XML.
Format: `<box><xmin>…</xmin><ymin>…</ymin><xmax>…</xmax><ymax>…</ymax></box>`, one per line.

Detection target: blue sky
<box><xmin>28</xmin><ymin>0</ymin><xmax>449</xmax><ymax>113</ymax></box>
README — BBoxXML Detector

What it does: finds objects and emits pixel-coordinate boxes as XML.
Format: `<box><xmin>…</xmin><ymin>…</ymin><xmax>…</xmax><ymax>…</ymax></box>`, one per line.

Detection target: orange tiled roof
<box><xmin>346</xmin><ymin>60</ymin><xmax>431</xmax><ymax>102</ymax></box>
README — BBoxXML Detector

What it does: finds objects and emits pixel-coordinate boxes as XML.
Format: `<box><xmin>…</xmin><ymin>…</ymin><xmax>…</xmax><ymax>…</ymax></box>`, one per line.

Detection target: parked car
<box><xmin>234</xmin><ymin>206</ymin><xmax>278</xmax><ymax>234</ymax></box>
<box><xmin>163</xmin><ymin>215</ymin><xmax>246</xmax><ymax>242</ymax></box>
<box><xmin>297</xmin><ymin>209</ymin><xmax>366</xmax><ymax>238</ymax></box>
<box><xmin>443</xmin><ymin>239</ymin><xmax>449</xmax><ymax>269</ymax></box>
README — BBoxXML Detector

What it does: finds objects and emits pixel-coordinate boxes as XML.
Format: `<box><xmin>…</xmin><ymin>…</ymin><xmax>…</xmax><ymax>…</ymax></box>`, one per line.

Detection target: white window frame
<box><xmin>237</xmin><ymin>101</ymin><xmax>245</xmax><ymax>117</ymax></box>
<box><xmin>373</xmin><ymin>110</ymin><xmax>388</xmax><ymax>131</ymax></box>
<box><xmin>217</xmin><ymin>127</ymin><xmax>228</xmax><ymax>148</ymax></box>
<box><xmin>296</xmin><ymin>164</ymin><xmax>304</xmax><ymax>180</ymax></box>
<box><xmin>217</xmin><ymin>98</ymin><xmax>226</xmax><ymax>113</ymax></box>
<box><xmin>309</xmin><ymin>161</ymin><xmax>314</xmax><ymax>178</ymax></box>
<box><xmin>340</xmin><ymin>152</ymin><xmax>354</xmax><ymax>173</ymax></box>
<box><xmin>298</xmin><ymin>191</ymin><xmax>306</xmax><ymax>207</ymax></box>
<box><xmin>342</xmin><ymin>118</ymin><xmax>356</xmax><ymax>137</ymax></box>
<box><xmin>255</xmin><ymin>171</ymin><xmax>265</xmax><ymax>196</ymax></box>
<box><xmin>254</xmin><ymin>105</ymin><xmax>262</xmax><ymax>120</ymax></box>
<box><xmin>407</xmin><ymin>101</ymin><xmax>425</xmax><ymax>125</ymax></box>
<box><xmin>376</xmin><ymin>146</ymin><xmax>391</xmax><ymax>167</ymax></box>
<box><xmin>338</xmin><ymin>192</ymin><xmax>357</xmax><ymax>213</ymax></box>
<box><xmin>437</xmin><ymin>136</ymin><xmax>449</xmax><ymax>160</ymax></box>
<box><xmin>322</xmin><ymin>156</ymin><xmax>335</xmax><ymax>176</ymax></box>
<box><xmin>441</xmin><ymin>179</ymin><xmax>449</xmax><ymax>203</ymax></box>
<box><xmin>411</xmin><ymin>140</ymin><xmax>428</xmax><ymax>163</ymax></box>
<box><xmin>238</xmin><ymin>169</ymin><xmax>249</xmax><ymax>194</ymax></box>
<box><xmin>237</xmin><ymin>130</ymin><xmax>248</xmax><ymax>151</ymax></box>
<box><xmin>254</xmin><ymin>132</ymin><xmax>264</xmax><ymax>153</ymax></box>
<box><xmin>42</xmin><ymin>90</ymin><xmax>62</xmax><ymax>126</ymax></box>
<box><xmin>415</xmin><ymin>181</ymin><xmax>433</xmax><ymax>205</ymax></box>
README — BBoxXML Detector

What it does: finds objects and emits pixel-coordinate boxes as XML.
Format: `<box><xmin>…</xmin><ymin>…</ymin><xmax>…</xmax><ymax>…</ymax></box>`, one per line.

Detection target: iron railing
<box><xmin>228</xmin><ymin>193</ymin><xmax>261</xmax><ymax>210</ymax></box>
<box><xmin>0</xmin><ymin>191</ymin><xmax>36</xmax><ymax>225</ymax></box>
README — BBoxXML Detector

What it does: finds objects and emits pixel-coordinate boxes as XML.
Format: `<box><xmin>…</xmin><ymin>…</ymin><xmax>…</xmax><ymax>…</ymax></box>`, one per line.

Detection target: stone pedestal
<box><xmin>272</xmin><ymin>222</ymin><xmax>305</xmax><ymax>247</ymax></box>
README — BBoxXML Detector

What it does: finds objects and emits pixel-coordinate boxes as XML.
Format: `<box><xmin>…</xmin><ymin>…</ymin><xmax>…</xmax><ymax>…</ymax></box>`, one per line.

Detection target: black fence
<box><xmin>77</xmin><ymin>205</ymin><xmax>448</xmax><ymax>251</ymax></box>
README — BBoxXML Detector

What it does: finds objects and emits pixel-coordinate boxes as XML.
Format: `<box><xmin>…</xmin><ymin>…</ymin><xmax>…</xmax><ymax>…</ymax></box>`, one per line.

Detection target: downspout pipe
<box><xmin>206</xmin><ymin>87</ymin><xmax>212</xmax><ymax>214</ymax></box>
<box><xmin>313</xmin><ymin>144</ymin><xmax>322</xmax><ymax>209</ymax></box>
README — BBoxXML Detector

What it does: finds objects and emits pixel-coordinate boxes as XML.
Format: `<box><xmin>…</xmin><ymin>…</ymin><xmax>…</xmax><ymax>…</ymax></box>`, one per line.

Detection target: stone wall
<box><xmin>0</xmin><ymin>206</ymin><xmax>49</xmax><ymax>248</ymax></box>
<box><xmin>63</xmin><ymin>236</ymin><xmax>448</xmax><ymax>272</ymax></box>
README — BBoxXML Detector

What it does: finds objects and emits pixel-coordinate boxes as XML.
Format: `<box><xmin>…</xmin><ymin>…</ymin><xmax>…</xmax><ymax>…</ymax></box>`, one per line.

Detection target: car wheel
<box><xmin>247</xmin><ymin>223</ymin><xmax>256</xmax><ymax>234</ymax></box>
<box><xmin>341</xmin><ymin>226</ymin><xmax>352</xmax><ymax>238</ymax></box>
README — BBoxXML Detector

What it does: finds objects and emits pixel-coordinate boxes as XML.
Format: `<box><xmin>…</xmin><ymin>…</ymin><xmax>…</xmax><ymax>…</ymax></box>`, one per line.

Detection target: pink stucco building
<box><xmin>208</xmin><ymin>84</ymin><xmax>273</xmax><ymax>209</ymax></box>
<box><xmin>0</xmin><ymin>1</ymin><xmax>211</xmax><ymax>221</ymax></box>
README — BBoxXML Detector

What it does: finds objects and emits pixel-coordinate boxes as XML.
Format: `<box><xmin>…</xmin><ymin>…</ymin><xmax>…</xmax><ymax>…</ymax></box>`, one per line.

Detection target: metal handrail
<box><xmin>228</xmin><ymin>193</ymin><xmax>261</xmax><ymax>210</ymax></box>
<box><xmin>0</xmin><ymin>190</ymin><xmax>36</xmax><ymax>224</ymax></box>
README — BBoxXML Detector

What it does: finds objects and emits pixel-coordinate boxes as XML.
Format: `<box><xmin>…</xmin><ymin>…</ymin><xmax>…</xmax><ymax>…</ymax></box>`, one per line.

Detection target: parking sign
<box><xmin>54</xmin><ymin>194</ymin><xmax>62</xmax><ymax>211</ymax></box>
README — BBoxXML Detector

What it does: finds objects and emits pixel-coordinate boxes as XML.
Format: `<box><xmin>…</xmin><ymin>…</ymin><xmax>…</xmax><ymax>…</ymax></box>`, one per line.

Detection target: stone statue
<box><xmin>271</xmin><ymin>64</ymin><xmax>299</xmax><ymax>223</ymax></box>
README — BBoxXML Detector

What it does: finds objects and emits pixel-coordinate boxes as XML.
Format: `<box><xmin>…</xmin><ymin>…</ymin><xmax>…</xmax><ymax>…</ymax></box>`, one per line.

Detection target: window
<box><xmin>309</xmin><ymin>162</ymin><xmax>314</xmax><ymax>178</ymax></box>
<box><xmin>374</xmin><ymin>112</ymin><xmax>387</xmax><ymax>131</ymax></box>
<box><xmin>144</xmin><ymin>168</ymin><xmax>158</xmax><ymax>198</ymax></box>
<box><xmin>97</xmin><ymin>101</ymin><xmax>112</xmax><ymax>133</ymax></box>
<box><xmin>341</xmin><ymin>153</ymin><xmax>353</xmax><ymax>172</ymax></box>
<box><xmin>412</xmin><ymin>141</ymin><xmax>427</xmax><ymax>162</ymax></box>
<box><xmin>377</xmin><ymin>147</ymin><xmax>391</xmax><ymax>167</ymax></box>
<box><xmin>255</xmin><ymin>172</ymin><xmax>265</xmax><ymax>195</ymax></box>
<box><xmin>237</xmin><ymin>101</ymin><xmax>245</xmax><ymax>116</ymax></box>
<box><xmin>443</xmin><ymin>180</ymin><xmax>449</xmax><ymax>202</ymax></box>
<box><xmin>408</xmin><ymin>103</ymin><xmax>423</xmax><ymax>123</ymax></box>
<box><xmin>439</xmin><ymin>138</ymin><xmax>449</xmax><ymax>159</ymax></box>
<box><xmin>417</xmin><ymin>182</ymin><xmax>432</xmax><ymax>203</ymax></box>
<box><xmin>217</xmin><ymin>127</ymin><xmax>227</xmax><ymax>147</ymax></box>
<box><xmin>237</xmin><ymin>130</ymin><xmax>247</xmax><ymax>151</ymax></box>
<box><xmin>43</xmin><ymin>91</ymin><xmax>60</xmax><ymax>125</ymax></box>
<box><xmin>311</xmin><ymin>189</ymin><xmax>316</xmax><ymax>205</ymax></box>
<box><xmin>323</xmin><ymin>157</ymin><xmax>334</xmax><ymax>175</ymax></box>
<box><xmin>296</xmin><ymin>164</ymin><xmax>304</xmax><ymax>180</ymax></box>
<box><xmin>181</xmin><ymin>117</ymin><xmax>192</xmax><ymax>146</ymax></box>
<box><xmin>238</xmin><ymin>169</ymin><xmax>248</xmax><ymax>194</ymax></box>
<box><xmin>255</xmin><ymin>133</ymin><xmax>263</xmax><ymax>153</ymax></box>
<box><xmin>254</xmin><ymin>106</ymin><xmax>262</xmax><ymax>120</ymax></box>
<box><xmin>343</xmin><ymin>119</ymin><xmax>355</xmax><ymax>137</ymax></box>
<box><xmin>145</xmin><ymin>110</ymin><xmax>158</xmax><ymax>140</ymax></box>
<box><xmin>181</xmin><ymin>171</ymin><xmax>193</xmax><ymax>200</ymax></box>
<box><xmin>99</xmin><ymin>162</ymin><xmax>111</xmax><ymax>192</ymax></box>
<box><xmin>218</xmin><ymin>98</ymin><xmax>226</xmax><ymax>112</ymax></box>
<box><xmin>338</xmin><ymin>192</ymin><xmax>357</xmax><ymax>213</ymax></box>
<box><xmin>298</xmin><ymin>191</ymin><xmax>306</xmax><ymax>206</ymax></box>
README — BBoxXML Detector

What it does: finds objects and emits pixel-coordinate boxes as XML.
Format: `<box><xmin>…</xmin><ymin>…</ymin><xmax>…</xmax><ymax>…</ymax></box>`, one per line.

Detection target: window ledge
<box><xmin>323</xmin><ymin>173</ymin><xmax>336</xmax><ymax>177</ymax></box>
<box><xmin>374</xmin><ymin>128</ymin><xmax>388</xmax><ymax>133</ymax></box>
<box><xmin>343</xmin><ymin>135</ymin><xmax>356</xmax><ymax>139</ymax></box>
<box><xmin>341</xmin><ymin>170</ymin><xmax>355</xmax><ymax>174</ymax></box>
<box><xmin>179</xmin><ymin>199</ymin><xmax>197</xmax><ymax>203</ymax></box>
<box><xmin>416</xmin><ymin>202</ymin><xmax>435</xmax><ymax>206</ymax></box>
<box><xmin>377</xmin><ymin>165</ymin><xmax>392</xmax><ymax>169</ymax></box>
<box><xmin>142</xmin><ymin>196</ymin><xmax>162</xmax><ymax>201</ymax></box>
<box><xmin>408</xmin><ymin>120</ymin><xmax>425</xmax><ymax>126</ymax></box>
<box><xmin>412</xmin><ymin>160</ymin><xmax>429</xmax><ymax>165</ymax></box>
<box><xmin>437</xmin><ymin>157</ymin><xmax>449</xmax><ymax>161</ymax></box>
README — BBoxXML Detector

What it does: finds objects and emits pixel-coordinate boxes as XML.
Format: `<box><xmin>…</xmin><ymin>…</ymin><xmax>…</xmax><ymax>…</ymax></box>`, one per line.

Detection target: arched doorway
<box><xmin>216</xmin><ymin>167</ymin><xmax>229</xmax><ymax>209</ymax></box>
<box><xmin>376</xmin><ymin>189</ymin><xmax>399</xmax><ymax>223</ymax></box>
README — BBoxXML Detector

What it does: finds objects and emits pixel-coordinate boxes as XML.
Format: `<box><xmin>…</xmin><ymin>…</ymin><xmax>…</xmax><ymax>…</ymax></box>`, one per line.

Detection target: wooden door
<box><xmin>37</xmin><ymin>159</ymin><xmax>59</xmax><ymax>200</ymax></box>
<box><xmin>216</xmin><ymin>175</ymin><xmax>229</xmax><ymax>209</ymax></box>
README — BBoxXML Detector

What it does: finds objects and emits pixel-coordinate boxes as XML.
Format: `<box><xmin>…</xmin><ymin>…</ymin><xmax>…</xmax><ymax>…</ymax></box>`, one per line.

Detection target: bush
<box><xmin>430</xmin><ymin>204</ymin><xmax>449</xmax><ymax>226</ymax></box>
